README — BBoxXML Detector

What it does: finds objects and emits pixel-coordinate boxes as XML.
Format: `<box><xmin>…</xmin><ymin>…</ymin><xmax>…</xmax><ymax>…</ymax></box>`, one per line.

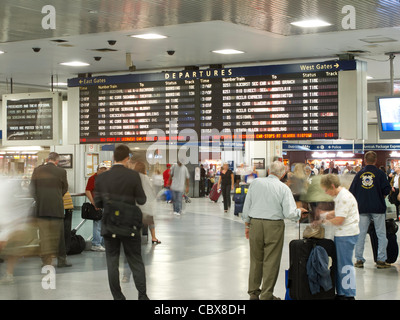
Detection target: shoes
<box><xmin>249</xmin><ymin>294</ymin><xmax>259</xmax><ymax>300</ymax></box>
<box><xmin>91</xmin><ymin>245</ymin><xmax>106</xmax><ymax>252</ymax></box>
<box><xmin>354</xmin><ymin>260</ymin><xmax>364</xmax><ymax>268</ymax></box>
<box><xmin>152</xmin><ymin>239</ymin><xmax>161</xmax><ymax>245</ymax></box>
<box><xmin>174</xmin><ymin>212</ymin><xmax>181</xmax><ymax>216</ymax></box>
<box><xmin>376</xmin><ymin>261</ymin><xmax>391</xmax><ymax>269</ymax></box>
<box><xmin>0</xmin><ymin>274</ymin><xmax>14</xmax><ymax>285</ymax></box>
<box><xmin>121</xmin><ymin>276</ymin><xmax>130</xmax><ymax>283</ymax></box>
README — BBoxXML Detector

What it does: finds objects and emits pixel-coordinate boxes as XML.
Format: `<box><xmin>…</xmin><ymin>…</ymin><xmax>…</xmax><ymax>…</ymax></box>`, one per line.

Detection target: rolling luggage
<box><xmin>368</xmin><ymin>218</ymin><xmax>399</xmax><ymax>264</ymax></box>
<box><xmin>288</xmin><ymin>238</ymin><xmax>337</xmax><ymax>300</ymax></box>
<box><xmin>209</xmin><ymin>184</ymin><xmax>221</xmax><ymax>202</ymax></box>
<box><xmin>233</xmin><ymin>185</ymin><xmax>249</xmax><ymax>216</ymax></box>
<box><xmin>68</xmin><ymin>219</ymin><xmax>87</xmax><ymax>255</ymax></box>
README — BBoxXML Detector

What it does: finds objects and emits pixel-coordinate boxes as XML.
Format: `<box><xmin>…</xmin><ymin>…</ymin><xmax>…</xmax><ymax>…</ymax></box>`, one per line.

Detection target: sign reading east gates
<box><xmin>6</xmin><ymin>98</ymin><xmax>53</xmax><ymax>140</ymax></box>
<box><xmin>69</xmin><ymin>60</ymin><xmax>357</xmax><ymax>144</ymax></box>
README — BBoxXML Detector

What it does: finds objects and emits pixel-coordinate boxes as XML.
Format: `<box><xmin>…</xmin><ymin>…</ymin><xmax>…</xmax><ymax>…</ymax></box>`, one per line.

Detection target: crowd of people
<box><xmin>242</xmin><ymin>151</ymin><xmax>400</xmax><ymax>300</ymax></box>
<box><xmin>0</xmin><ymin>146</ymin><xmax>399</xmax><ymax>301</ymax></box>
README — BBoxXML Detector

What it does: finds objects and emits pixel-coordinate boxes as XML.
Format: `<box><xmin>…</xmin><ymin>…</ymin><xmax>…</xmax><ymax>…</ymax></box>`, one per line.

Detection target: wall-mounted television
<box><xmin>376</xmin><ymin>96</ymin><xmax>400</xmax><ymax>139</ymax></box>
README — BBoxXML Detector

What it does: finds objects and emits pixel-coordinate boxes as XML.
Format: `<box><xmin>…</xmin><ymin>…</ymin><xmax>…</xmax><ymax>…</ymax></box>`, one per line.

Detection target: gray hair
<box><xmin>269</xmin><ymin>161</ymin><xmax>286</xmax><ymax>178</ymax></box>
<box><xmin>47</xmin><ymin>152</ymin><xmax>60</xmax><ymax>162</ymax></box>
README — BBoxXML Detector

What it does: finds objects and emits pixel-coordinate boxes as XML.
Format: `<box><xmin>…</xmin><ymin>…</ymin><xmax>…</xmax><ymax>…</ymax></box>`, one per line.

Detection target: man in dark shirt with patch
<box><xmin>349</xmin><ymin>151</ymin><xmax>392</xmax><ymax>269</ymax></box>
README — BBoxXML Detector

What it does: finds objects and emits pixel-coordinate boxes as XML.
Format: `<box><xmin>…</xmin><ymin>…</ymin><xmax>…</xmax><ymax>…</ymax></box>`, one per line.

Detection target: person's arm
<box><xmin>282</xmin><ymin>186</ymin><xmax>307</xmax><ymax>221</ymax></box>
<box><xmin>85</xmin><ymin>175</ymin><xmax>98</xmax><ymax>208</ymax></box>
<box><xmin>230</xmin><ymin>172</ymin><xmax>234</xmax><ymax>191</ymax></box>
<box><xmin>318</xmin><ymin>211</ymin><xmax>345</xmax><ymax>226</ymax></box>
<box><xmin>61</xmin><ymin>169</ymin><xmax>68</xmax><ymax>196</ymax></box>
<box><xmin>94</xmin><ymin>177</ymin><xmax>103</xmax><ymax>209</ymax></box>
<box><xmin>242</xmin><ymin>184</ymin><xmax>253</xmax><ymax>239</ymax></box>
<box><xmin>133</xmin><ymin>172</ymin><xmax>147</xmax><ymax>205</ymax></box>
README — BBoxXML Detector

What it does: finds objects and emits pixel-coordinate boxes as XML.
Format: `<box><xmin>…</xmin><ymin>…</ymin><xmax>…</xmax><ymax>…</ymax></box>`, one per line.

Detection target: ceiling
<box><xmin>0</xmin><ymin>0</ymin><xmax>400</xmax><ymax>123</ymax></box>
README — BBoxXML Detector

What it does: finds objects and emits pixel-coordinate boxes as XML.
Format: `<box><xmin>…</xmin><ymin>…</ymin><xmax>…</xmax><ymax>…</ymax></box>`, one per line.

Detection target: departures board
<box><xmin>68</xmin><ymin>60</ymin><xmax>357</xmax><ymax>144</ymax></box>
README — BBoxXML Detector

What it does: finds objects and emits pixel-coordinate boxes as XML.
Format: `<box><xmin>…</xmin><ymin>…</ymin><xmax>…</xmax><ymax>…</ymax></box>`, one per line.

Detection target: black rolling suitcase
<box><xmin>68</xmin><ymin>219</ymin><xmax>87</xmax><ymax>255</ymax></box>
<box><xmin>368</xmin><ymin>218</ymin><xmax>399</xmax><ymax>264</ymax></box>
<box><xmin>288</xmin><ymin>234</ymin><xmax>337</xmax><ymax>300</ymax></box>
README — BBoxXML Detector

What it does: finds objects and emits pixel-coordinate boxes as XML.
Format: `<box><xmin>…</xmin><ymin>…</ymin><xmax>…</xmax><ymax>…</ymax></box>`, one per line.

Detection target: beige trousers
<box><xmin>248</xmin><ymin>219</ymin><xmax>285</xmax><ymax>300</ymax></box>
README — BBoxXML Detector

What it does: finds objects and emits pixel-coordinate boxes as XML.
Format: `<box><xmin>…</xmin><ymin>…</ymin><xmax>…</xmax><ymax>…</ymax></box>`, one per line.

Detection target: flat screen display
<box><xmin>376</xmin><ymin>96</ymin><xmax>400</xmax><ymax>139</ymax></box>
<box><xmin>2</xmin><ymin>92</ymin><xmax>62</xmax><ymax>146</ymax></box>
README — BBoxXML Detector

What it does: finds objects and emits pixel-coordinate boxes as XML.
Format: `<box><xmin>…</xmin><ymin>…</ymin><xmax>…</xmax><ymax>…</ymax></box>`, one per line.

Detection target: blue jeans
<box><xmin>172</xmin><ymin>190</ymin><xmax>183</xmax><ymax>213</ymax></box>
<box><xmin>355</xmin><ymin>213</ymin><xmax>387</xmax><ymax>263</ymax></box>
<box><xmin>92</xmin><ymin>219</ymin><xmax>103</xmax><ymax>246</ymax></box>
<box><xmin>334</xmin><ymin>235</ymin><xmax>358</xmax><ymax>297</ymax></box>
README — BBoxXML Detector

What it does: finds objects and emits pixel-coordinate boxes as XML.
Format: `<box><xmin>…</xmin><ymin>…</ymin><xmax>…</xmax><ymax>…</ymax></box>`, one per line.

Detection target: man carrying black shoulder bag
<box><xmin>94</xmin><ymin>144</ymin><xmax>148</xmax><ymax>300</ymax></box>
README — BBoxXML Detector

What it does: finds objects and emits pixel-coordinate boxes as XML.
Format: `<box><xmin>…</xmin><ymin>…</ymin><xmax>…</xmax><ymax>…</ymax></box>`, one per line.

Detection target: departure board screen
<box><xmin>199</xmin><ymin>72</ymin><xmax>338</xmax><ymax>141</ymax></box>
<box><xmin>69</xmin><ymin>60</ymin><xmax>356</xmax><ymax>143</ymax></box>
<box><xmin>79</xmin><ymin>79</ymin><xmax>197</xmax><ymax>143</ymax></box>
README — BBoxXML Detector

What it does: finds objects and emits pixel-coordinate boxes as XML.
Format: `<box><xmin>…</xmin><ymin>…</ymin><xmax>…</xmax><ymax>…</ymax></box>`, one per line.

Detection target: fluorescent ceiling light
<box><xmin>212</xmin><ymin>49</ymin><xmax>245</xmax><ymax>55</ymax></box>
<box><xmin>60</xmin><ymin>61</ymin><xmax>90</xmax><ymax>67</ymax></box>
<box><xmin>366</xmin><ymin>76</ymin><xmax>373</xmax><ymax>80</ymax></box>
<box><xmin>0</xmin><ymin>50</ymin><xmax>4</xmax><ymax>54</ymax></box>
<box><xmin>131</xmin><ymin>33</ymin><xmax>167</xmax><ymax>40</ymax></box>
<box><xmin>291</xmin><ymin>19</ymin><xmax>332</xmax><ymax>28</ymax></box>
<box><xmin>49</xmin><ymin>82</ymin><xmax>68</xmax><ymax>86</ymax></box>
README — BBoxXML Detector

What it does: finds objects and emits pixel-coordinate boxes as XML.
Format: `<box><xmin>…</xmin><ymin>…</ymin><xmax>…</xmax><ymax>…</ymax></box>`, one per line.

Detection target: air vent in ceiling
<box><xmin>51</xmin><ymin>39</ymin><xmax>69</xmax><ymax>43</ymax></box>
<box><xmin>91</xmin><ymin>48</ymin><xmax>118</xmax><ymax>52</ymax></box>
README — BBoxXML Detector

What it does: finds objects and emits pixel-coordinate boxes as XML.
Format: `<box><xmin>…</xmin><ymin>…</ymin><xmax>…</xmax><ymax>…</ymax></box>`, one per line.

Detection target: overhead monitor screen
<box><xmin>2</xmin><ymin>92</ymin><xmax>62</xmax><ymax>146</ymax></box>
<box><xmin>376</xmin><ymin>96</ymin><xmax>400</xmax><ymax>139</ymax></box>
<box><xmin>68</xmin><ymin>60</ymin><xmax>357</xmax><ymax>144</ymax></box>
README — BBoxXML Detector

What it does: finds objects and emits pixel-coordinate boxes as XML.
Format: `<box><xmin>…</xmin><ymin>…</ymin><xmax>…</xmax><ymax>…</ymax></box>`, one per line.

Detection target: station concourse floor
<box><xmin>1</xmin><ymin>196</ymin><xmax>400</xmax><ymax>300</ymax></box>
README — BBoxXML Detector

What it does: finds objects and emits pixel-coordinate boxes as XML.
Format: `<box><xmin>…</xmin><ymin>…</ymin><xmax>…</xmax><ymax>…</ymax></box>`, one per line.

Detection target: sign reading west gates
<box><xmin>68</xmin><ymin>60</ymin><xmax>357</xmax><ymax>144</ymax></box>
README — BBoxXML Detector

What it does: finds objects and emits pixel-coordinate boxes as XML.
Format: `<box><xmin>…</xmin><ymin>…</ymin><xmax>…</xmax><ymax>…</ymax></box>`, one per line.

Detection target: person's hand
<box><xmin>299</xmin><ymin>207</ymin><xmax>308</xmax><ymax>219</ymax></box>
<box><xmin>185</xmin><ymin>186</ymin><xmax>189</xmax><ymax>194</ymax></box>
<box><xmin>245</xmin><ymin>228</ymin><xmax>250</xmax><ymax>239</ymax></box>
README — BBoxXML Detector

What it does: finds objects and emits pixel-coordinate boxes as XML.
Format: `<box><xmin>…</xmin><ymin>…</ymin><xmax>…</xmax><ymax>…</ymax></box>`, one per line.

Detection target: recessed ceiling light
<box><xmin>60</xmin><ymin>61</ymin><xmax>90</xmax><ymax>67</ymax></box>
<box><xmin>291</xmin><ymin>19</ymin><xmax>332</xmax><ymax>28</ymax></box>
<box><xmin>212</xmin><ymin>49</ymin><xmax>245</xmax><ymax>55</ymax></box>
<box><xmin>131</xmin><ymin>33</ymin><xmax>167</xmax><ymax>40</ymax></box>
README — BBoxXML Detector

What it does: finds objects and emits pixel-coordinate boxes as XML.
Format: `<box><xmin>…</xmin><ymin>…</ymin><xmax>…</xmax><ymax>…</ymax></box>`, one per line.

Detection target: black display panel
<box><xmin>80</xmin><ymin>79</ymin><xmax>197</xmax><ymax>143</ymax></box>
<box><xmin>70</xmin><ymin>61</ymin><xmax>356</xmax><ymax>144</ymax></box>
<box><xmin>199</xmin><ymin>72</ymin><xmax>338</xmax><ymax>141</ymax></box>
<box><xmin>6</xmin><ymin>98</ymin><xmax>53</xmax><ymax>141</ymax></box>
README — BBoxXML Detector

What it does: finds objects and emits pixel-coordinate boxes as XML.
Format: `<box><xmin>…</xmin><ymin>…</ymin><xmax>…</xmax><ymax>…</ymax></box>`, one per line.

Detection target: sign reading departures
<box><xmin>68</xmin><ymin>60</ymin><xmax>357</xmax><ymax>144</ymax></box>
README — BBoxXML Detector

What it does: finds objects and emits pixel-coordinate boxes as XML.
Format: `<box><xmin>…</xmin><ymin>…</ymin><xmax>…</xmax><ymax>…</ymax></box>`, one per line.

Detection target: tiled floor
<box><xmin>1</xmin><ymin>196</ymin><xmax>400</xmax><ymax>300</ymax></box>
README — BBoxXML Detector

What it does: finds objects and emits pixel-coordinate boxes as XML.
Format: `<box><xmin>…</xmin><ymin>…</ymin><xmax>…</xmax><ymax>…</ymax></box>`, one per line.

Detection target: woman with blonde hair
<box><xmin>128</xmin><ymin>160</ymin><xmax>161</xmax><ymax>245</ymax></box>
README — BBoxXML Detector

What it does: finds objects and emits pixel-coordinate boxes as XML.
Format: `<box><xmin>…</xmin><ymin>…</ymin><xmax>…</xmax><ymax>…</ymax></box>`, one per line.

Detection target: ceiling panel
<box><xmin>1</xmin><ymin>0</ymin><xmax>400</xmax><ymax>43</ymax></box>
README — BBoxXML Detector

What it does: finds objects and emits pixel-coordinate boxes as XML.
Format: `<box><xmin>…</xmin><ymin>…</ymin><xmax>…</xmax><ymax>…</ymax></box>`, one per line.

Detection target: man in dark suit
<box><xmin>324</xmin><ymin>161</ymin><xmax>339</xmax><ymax>174</ymax></box>
<box><xmin>94</xmin><ymin>144</ymin><xmax>148</xmax><ymax>300</ymax></box>
<box><xmin>30</xmin><ymin>152</ymin><xmax>69</xmax><ymax>267</ymax></box>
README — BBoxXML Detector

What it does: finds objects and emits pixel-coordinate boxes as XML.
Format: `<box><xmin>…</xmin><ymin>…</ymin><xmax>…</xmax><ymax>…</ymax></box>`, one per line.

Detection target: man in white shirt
<box><xmin>242</xmin><ymin>161</ymin><xmax>307</xmax><ymax>300</ymax></box>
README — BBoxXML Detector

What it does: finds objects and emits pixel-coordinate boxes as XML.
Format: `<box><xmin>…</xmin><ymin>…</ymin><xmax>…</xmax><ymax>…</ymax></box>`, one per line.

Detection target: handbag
<box><xmin>102</xmin><ymin>198</ymin><xmax>143</xmax><ymax>238</ymax></box>
<box><xmin>81</xmin><ymin>202</ymin><xmax>103</xmax><ymax>220</ymax></box>
<box><xmin>303</xmin><ymin>224</ymin><xmax>325</xmax><ymax>239</ymax></box>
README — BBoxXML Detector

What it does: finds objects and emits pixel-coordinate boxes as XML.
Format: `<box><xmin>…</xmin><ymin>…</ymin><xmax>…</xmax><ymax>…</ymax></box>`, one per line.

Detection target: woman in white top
<box><xmin>316</xmin><ymin>174</ymin><xmax>360</xmax><ymax>300</ymax></box>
